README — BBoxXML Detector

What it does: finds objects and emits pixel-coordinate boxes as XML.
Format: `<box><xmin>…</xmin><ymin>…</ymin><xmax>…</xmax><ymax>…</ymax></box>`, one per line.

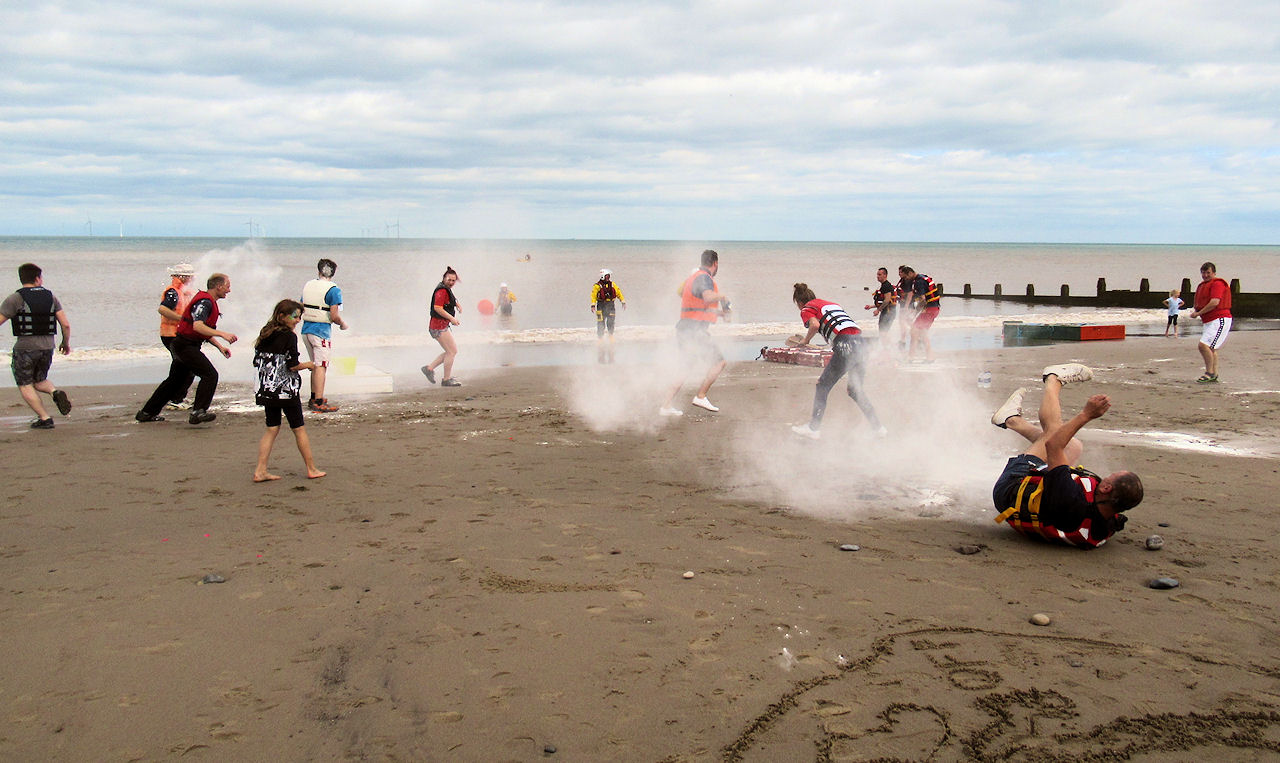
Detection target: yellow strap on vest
<box><xmin>996</xmin><ymin>477</ymin><xmax>1044</xmax><ymax>524</ymax></box>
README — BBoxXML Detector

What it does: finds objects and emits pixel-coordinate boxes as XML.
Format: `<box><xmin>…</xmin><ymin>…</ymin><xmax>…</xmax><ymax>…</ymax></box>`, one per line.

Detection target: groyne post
<box><xmin>1140</xmin><ymin>278</ymin><xmax>1150</xmax><ymax>292</ymax></box>
<box><xmin>1026</xmin><ymin>284</ymin><xmax>1035</xmax><ymax>297</ymax></box>
<box><xmin>1097</xmin><ymin>277</ymin><xmax>1107</xmax><ymax>297</ymax></box>
<box><xmin>1060</xmin><ymin>284</ymin><xmax>1070</xmax><ymax>297</ymax></box>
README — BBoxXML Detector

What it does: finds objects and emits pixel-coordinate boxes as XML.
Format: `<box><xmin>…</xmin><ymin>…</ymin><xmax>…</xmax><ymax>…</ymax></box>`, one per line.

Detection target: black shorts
<box><xmin>992</xmin><ymin>454</ymin><xmax>1046</xmax><ymax>511</ymax></box>
<box><xmin>264</xmin><ymin>398</ymin><xmax>305</xmax><ymax>429</ymax></box>
<box><xmin>11</xmin><ymin>348</ymin><xmax>53</xmax><ymax>386</ymax></box>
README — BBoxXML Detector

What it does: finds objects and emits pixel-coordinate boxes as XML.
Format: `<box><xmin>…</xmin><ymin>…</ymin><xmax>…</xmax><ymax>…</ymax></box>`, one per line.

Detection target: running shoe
<box><xmin>188</xmin><ymin>409</ymin><xmax>217</xmax><ymax>425</ymax></box>
<box><xmin>790</xmin><ymin>423</ymin><xmax>821</xmax><ymax>440</ymax></box>
<box><xmin>873</xmin><ymin>425</ymin><xmax>889</xmax><ymax>438</ymax></box>
<box><xmin>691</xmin><ymin>396</ymin><xmax>719</xmax><ymax>412</ymax></box>
<box><xmin>309</xmin><ymin>399</ymin><xmax>339</xmax><ymax>412</ymax></box>
<box><xmin>441</xmin><ymin>378</ymin><xmax>462</xmax><ymax>387</ymax></box>
<box><xmin>991</xmin><ymin>387</ymin><xmax>1029</xmax><ymax>429</ymax></box>
<box><xmin>420</xmin><ymin>366</ymin><xmax>437</xmax><ymax>384</ymax></box>
<box><xmin>135</xmin><ymin>411</ymin><xmax>166</xmax><ymax>423</ymax></box>
<box><xmin>52</xmin><ymin>389</ymin><xmax>72</xmax><ymax>415</ymax></box>
<box><xmin>30</xmin><ymin>418</ymin><xmax>54</xmax><ymax>429</ymax></box>
<box><xmin>659</xmin><ymin>406</ymin><xmax>684</xmax><ymax>417</ymax></box>
<box><xmin>1041</xmin><ymin>364</ymin><xmax>1093</xmax><ymax>386</ymax></box>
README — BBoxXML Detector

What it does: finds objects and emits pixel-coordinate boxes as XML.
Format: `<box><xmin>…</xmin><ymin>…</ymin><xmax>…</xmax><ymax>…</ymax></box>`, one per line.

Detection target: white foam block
<box><xmin>325</xmin><ymin>365</ymin><xmax>394</xmax><ymax>394</ymax></box>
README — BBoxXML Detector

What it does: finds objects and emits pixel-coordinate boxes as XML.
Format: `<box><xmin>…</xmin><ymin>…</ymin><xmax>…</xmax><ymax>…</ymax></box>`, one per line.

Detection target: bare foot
<box><xmin>307</xmin><ymin>469</ymin><xmax>327</xmax><ymax>479</ymax></box>
<box><xmin>253</xmin><ymin>473</ymin><xmax>281</xmax><ymax>483</ymax></box>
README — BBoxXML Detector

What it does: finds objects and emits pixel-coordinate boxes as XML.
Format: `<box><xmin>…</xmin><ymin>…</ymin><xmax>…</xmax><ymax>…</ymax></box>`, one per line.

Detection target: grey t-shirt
<box><xmin>1</xmin><ymin>289</ymin><xmax>64</xmax><ymax>351</ymax></box>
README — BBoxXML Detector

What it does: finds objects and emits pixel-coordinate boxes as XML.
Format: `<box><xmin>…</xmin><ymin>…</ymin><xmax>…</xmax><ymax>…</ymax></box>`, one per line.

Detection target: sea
<box><xmin>1</xmin><ymin>237</ymin><xmax>1276</xmax><ymax>387</ymax></box>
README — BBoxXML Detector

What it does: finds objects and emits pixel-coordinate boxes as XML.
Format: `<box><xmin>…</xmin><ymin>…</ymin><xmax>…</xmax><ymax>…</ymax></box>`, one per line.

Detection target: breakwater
<box><xmin>954</xmin><ymin>278</ymin><xmax>1280</xmax><ymax>318</ymax></box>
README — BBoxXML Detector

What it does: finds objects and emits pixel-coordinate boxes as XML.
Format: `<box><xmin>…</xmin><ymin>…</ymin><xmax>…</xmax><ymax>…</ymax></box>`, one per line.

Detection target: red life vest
<box><xmin>176</xmin><ymin>291</ymin><xmax>219</xmax><ymax>341</ymax></box>
<box><xmin>917</xmin><ymin>274</ymin><xmax>941</xmax><ymax>307</ymax></box>
<box><xmin>1194</xmin><ymin>277</ymin><xmax>1232</xmax><ymax>321</ymax></box>
<box><xmin>995</xmin><ymin>467</ymin><xmax>1111</xmax><ymax>549</ymax></box>
<box><xmin>680</xmin><ymin>268</ymin><xmax>719</xmax><ymax>323</ymax></box>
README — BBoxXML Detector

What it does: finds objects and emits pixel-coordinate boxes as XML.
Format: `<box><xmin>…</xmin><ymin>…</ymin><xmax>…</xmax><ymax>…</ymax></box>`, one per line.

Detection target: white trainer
<box><xmin>873</xmin><ymin>425</ymin><xmax>889</xmax><ymax>438</ymax></box>
<box><xmin>790</xmin><ymin>423</ymin><xmax>821</xmax><ymax>440</ymax></box>
<box><xmin>659</xmin><ymin>406</ymin><xmax>684</xmax><ymax>417</ymax></box>
<box><xmin>991</xmin><ymin>387</ymin><xmax>1029</xmax><ymax>429</ymax></box>
<box><xmin>1041</xmin><ymin>364</ymin><xmax>1093</xmax><ymax>386</ymax></box>
<box><xmin>691</xmin><ymin>396</ymin><xmax>719</xmax><ymax>412</ymax></box>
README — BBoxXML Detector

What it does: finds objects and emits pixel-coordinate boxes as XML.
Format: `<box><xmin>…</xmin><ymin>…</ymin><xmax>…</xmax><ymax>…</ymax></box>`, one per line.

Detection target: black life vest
<box><xmin>11</xmin><ymin>287</ymin><xmax>58</xmax><ymax>337</ymax></box>
<box><xmin>433</xmin><ymin>283</ymin><xmax>458</xmax><ymax>319</ymax></box>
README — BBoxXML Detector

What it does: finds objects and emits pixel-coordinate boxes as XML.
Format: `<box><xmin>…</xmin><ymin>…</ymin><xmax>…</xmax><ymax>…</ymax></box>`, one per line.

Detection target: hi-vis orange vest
<box><xmin>995</xmin><ymin>467</ymin><xmax>1110</xmax><ymax>549</ymax></box>
<box><xmin>680</xmin><ymin>268</ymin><xmax>719</xmax><ymax>323</ymax></box>
<box><xmin>160</xmin><ymin>278</ymin><xmax>194</xmax><ymax>338</ymax></box>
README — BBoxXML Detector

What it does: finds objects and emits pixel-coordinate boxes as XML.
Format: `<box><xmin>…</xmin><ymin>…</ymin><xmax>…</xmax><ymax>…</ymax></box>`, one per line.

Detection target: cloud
<box><xmin>0</xmin><ymin>0</ymin><xmax>1276</xmax><ymax>241</ymax></box>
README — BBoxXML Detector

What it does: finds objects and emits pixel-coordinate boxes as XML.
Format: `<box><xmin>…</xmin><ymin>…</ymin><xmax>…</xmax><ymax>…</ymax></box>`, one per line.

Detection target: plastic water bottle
<box><xmin>978</xmin><ymin>370</ymin><xmax>992</xmax><ymax>388</ymax></box>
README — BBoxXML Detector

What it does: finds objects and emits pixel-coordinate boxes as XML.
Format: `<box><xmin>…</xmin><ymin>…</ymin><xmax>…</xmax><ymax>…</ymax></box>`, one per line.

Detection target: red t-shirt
<box><xmin>429</xmin><ymin>284</ymin><xmax>455</xmax><ymax>331</ymax></box>
<box><xmin>1194</xmin><ymin>277</ymin><xmax>1232</xmax><ymax>322</ymax></box>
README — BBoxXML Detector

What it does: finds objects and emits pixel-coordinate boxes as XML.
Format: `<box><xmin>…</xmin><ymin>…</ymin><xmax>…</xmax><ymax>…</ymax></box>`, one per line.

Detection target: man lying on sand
<box><xmin>990</xmin><ymin>363</ymin><xmax>1144</xmax><ymax>549</ymax></box>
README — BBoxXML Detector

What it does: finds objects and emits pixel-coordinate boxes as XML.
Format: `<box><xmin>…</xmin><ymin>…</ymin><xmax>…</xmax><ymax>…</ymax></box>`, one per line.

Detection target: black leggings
<box><xmin>264</xmin><ymin>398</ymin><xmax>305</xmax><ymax>429</ymax></box>
<box><xmin>141</xmin><ymin>336</ymin><xmax>218</xmax><ymax>415</ymax></box>
<box><xmin>811</xmin><ymin>334</ymin><xmax>882</xmax><ymax>429</ymax></box>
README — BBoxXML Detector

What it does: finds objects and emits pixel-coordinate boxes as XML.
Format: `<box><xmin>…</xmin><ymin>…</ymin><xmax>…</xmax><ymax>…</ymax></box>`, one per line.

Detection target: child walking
<box><xmin>253</xmin><ymin>299</ymin><xmax>326</xmax><ymax>482</ymax></box>
<box><xmin>1163</xmin><ymin>289</ymin><xmax>1184</xmax><ymax>337</ymax></box>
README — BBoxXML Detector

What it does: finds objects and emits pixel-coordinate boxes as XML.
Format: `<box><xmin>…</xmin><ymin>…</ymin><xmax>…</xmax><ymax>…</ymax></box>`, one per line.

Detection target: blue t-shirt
<box><xmin>301</xmin><ymin>284</ymin><xmax>341</xmax><ymax>339</ymax></box>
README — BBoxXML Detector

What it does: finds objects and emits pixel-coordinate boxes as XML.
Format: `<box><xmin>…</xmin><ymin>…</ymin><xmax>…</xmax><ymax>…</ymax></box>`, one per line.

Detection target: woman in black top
<box><xmin>253</xmin><ymin>299</ymin><xmax>326</xmax><ymax>482</ymax></box>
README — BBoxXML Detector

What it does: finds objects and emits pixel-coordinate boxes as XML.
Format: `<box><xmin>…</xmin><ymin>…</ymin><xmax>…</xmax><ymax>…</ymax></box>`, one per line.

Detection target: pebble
<box><xmin>955</xmin><ymin>545</ymin><xmax>982</xmax><ymax>555</ymax></box>
<box><xmin>1067</xmin><ymin>658</ymin><xmax>1084</xmax><ymax>668</ymax></box>
<box><xmin>1148</xmin><ymin>577</ymin><xmax>1180</xmax><ymax>590</ymax></box>
<box><xmin>838</xmin><ymin>544</ymin><xmax>860</xmax><ymax>552</ymax></box>
<box><xmin>1145</xmin><ymin>535</ymin><xmax>1165</xmax><ymax>550</ymax></box>
<box><xmin>544</xmin><ymin>744</ymin><xmax>557</xmax><ymax>754</ymax></box>
<box><xmin>1029</xmin><ymin>613</ymin><xmax>1051</xmax><ymax>626</ymax></box>
<box><xmin>682</xmin><ymin>571</ymin><xmax>695</xmax><ymax>579</ymax></box>
<box><xmin>200</xmin><ymin>574</ymin><xmax>226</xmax><ymax>584</ymax></box>
<box><xmin>1158</xmin><ymin>522</ymin><xmax>1170</xmax><ymax>527</ymax></box>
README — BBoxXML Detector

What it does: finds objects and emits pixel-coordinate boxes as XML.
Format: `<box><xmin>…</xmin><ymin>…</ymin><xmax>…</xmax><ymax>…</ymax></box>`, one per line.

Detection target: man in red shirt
<box><xmin>1188</xmin><ymin>261</ymin><xmax>1232</xmax><ymax>383</ymax></box>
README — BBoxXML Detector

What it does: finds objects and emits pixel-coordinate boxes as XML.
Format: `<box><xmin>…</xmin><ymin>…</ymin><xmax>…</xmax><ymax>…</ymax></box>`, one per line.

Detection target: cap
<box><xmin>599</xmin><ymin>268</ymin><xmax>611</xmax><ymax>278</ymax></box>
<box><xmin>168</xmin><ymin>262</ymin><xmax>195</xmax><ymax>276</ymax></box>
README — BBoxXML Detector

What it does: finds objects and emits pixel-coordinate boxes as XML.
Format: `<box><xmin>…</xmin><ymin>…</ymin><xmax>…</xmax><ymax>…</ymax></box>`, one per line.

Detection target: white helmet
<box><xmin>599</xmin><ymin>268</ymin><xmax>611</xmax><ymax>278</ymax></box>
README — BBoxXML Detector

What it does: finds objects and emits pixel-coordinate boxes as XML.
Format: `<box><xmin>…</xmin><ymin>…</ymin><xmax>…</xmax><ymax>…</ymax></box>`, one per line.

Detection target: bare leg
<box><xmin>1198</xmin><ymin>342</ymin><xmax>1216</xmax><ymax>376</ymax></box>
<box><xmin>292</xmin><ymin>426</ymin><xmax>326</xmax><ymax>478</ymax></box>
<box><xmin>19</xmin><ymin>384</ymin><xmax>50</xmax><ymax>420</ymax></box>
<box><xmin>436</xmin><ymin>331</ymin><xmax>459</xmax><ymax>379</ymax></box>
<box><xmin>254</xmin><ymin>427</ymin><xmax>282</xmax><ymax>482</ymax></box>
<box><xmin>696</xmin><ymin>359</ymin><xmax>726</xmax><ymax>398</ymax></box>
<box><xmin>311</xmin><ymin>365</ymin><xmax>327</xmax><ymax>401</ymax></box>
<box><xmin>1020</xmin><ymin>376</ymin><xmax>1084</xmax><ymax>464</ymax></box>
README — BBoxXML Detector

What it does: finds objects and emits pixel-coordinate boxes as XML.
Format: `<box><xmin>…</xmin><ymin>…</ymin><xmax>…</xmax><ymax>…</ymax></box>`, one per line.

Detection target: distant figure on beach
<box><xmin>591</xmin><ymin>268</ymin><xmax>626</xmax><ymax>363</ymax></box>
<box><xmin>897</xmin><ymin>265</ymin><xmax>940</xmax><ymax>362</ymax></box>
<box><xmin>157</xmin><ymin>262</ymin><xmax>196</xmax><ymax>410</ymax></box>
<box><xmin>0</xmin><ymin>263</ymin><xmax>72</xmax><ymax>429</ymax></box>
<box><xmin>252</xmin><ymin>299</ymin><xmax>325</xmax><ymax>482</ymax></box>
<box><xmin>136</xmin><ymin>273</ymin><xmax>237</xmax><ymax>425</ymax></box>
<box><xmin>990</xmin><ymin>363</ymin><xmax>1143</xmax><ymax>549</ymax></box>
<box><xmin>1162</xmin><ymin>289</ymin><xmax>1184</xmax><ymax>337</ymax></box>
<box><xmin>421</xmin><ymin>266</ymin><xmax>462</xmax><ymax>387</ymax></box>
<box><xmin>661</xmin><ymin>250</ymin><xmax>731</xmax><ymax>416</ymax></box>
<box><xmin>1188</xmin><ymin>262</ymin><xmax>1232</xmax><ymax>383</ymax></box>
<box><xmin>497</xmin><ymin>283</ymin><xmax>516</xmax><ymax>317</ymax></box>
<box><xmin>518</xmin><ymin>254</ymin><xmax>532</xmax><ymax>262</ymax></box>
<box><xmin>788</xmin><ymin>283</ymin><xmax>886</xmax><ymax>440</ymax></box>
<box><xmin>300</xmin><ymin>258</ymin><xmax>348</xmax><ymax>413</ymax></box>
<box><xmin>864</xmin><ymin>266</ymin><xmax>898</xmax><ymax>350</ymax></box>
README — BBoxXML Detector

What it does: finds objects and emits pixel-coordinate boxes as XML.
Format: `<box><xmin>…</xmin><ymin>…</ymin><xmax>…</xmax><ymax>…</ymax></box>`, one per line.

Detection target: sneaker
<box><xmin>791</xmin><ymin>423</ymin><xmax>821</xmax><ymax>440</ymax></box>
<box><xmin>1195</xmin><ymin>374</ymin><xmax>1219</xmax><ymax>384</ymax></box>
<box><xmin>691</xmin><ymin>396</ymin><xmax>719</xmax><ymax>412</ymax></box>
<box><xmin>873</xmin><ymin>425</ymin><xmax>889</xmax><ymax>438</ymax></box>
<box><xmin>441</xmin><ymin>378</ymin><xmax>462</xmax><ymax>387</ymax></box>
<box><xmin>420</xmin><ymin>366</ymin><xmax>437</xmax><ymax>384</ymax></box>
<box><xmin>188</xmin><ymin>409</ymin><xmax>217</xmax><ymax>425</ymax></box>
<box><xmin>30</xmin><ymin>418</ymin><xmax>55</xmax><ymax>429</ymax></box>
<box><xmin>165</xmin><ymin>400</ymin><xmax>192</xmax><ymax>411</ymax></box>
<box><xmin>309</xmin><ymin>399</ymin><xmax>339</xmax><ymax>412</ymax></box>
<box><xmin>659</xmin><ymin>406</ymin><xmax>684</xmax><ymax>417</ymax></box>
<box><xmin>1041</xmin><ymin>364</ymin><xmax>1093</xmax><ymax>386</ymax></box>
<box><xmin>991</xmin><ymin>387</ymin><xmax>1029</xmax><ymax>429</ymax></box>
<box><xmin>52</xmin><ymin>389</ymin><xmax>72</xmax><ymax>416</ymax></box>
<box><xmin>135</xmin><ymin>411</ymin><xmax>166</xmax><ymax>423</ymax></box>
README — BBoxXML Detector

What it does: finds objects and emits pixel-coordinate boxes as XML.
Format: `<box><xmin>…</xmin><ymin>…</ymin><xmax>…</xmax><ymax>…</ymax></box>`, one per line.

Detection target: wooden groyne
<box><xmin>955</xmin><ymin>278</ymin><xmax>1280</xmax><ymax>319</ymax></box>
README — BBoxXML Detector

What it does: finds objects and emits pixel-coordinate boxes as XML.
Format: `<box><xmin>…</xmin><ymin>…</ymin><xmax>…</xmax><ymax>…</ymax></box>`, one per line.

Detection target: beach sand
<box><xmin>3</xmin><ymin>331</ymin><xmax>1280</xmax><ymax>761</ymax></box>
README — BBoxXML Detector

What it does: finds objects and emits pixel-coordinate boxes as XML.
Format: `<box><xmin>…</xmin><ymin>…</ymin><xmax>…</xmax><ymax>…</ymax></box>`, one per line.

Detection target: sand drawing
<box><xmin>722</xmin><ymin>626</ymin><xmax>1280</xmax><ymax>761</ymax></box>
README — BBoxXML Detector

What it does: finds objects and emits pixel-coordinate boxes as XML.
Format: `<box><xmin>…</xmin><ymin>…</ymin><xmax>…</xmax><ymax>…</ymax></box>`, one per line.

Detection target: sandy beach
<box><xmin>4</xmin><ymin>330</ymin><xmax>1280</xmax><ymax>761</ymax></box>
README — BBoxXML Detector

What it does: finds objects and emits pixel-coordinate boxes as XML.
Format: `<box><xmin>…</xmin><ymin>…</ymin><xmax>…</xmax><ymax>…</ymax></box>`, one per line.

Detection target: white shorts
<box><xmin>304</xmin><ymin>334</ymin><xmax>332</xmax><ymax>367</ymax></box>
<box><xmin>1199</xmin><ymin>317</ymin><xmax>1232</xmax><ymax>350</ymax></box>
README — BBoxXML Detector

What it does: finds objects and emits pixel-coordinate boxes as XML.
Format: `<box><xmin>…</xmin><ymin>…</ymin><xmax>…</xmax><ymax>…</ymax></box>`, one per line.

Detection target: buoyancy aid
<box><xmin>679</xmin><ymin>268</ymin><xmax>719</xmax><ymax>323</ymax></box>
<box><xmin>176</xmin><ymin>291</ymin><xmax>218</xmax><ymax>341</ymax></box>
<box><xmin>301</xmin><ymin>278</ymin><xmax>337</xmax><ymax>323</ymax></box>
<box><xmin>593</xmin><ymin>280</ymin><xmax>619</xmax><ymax>304</ymax></box>
<box><xmin>432</xmin><ymin>282</ymin><xmax>458</xmax><ymax>320</ymax></box>
<box><xmin>160</xmin><ymin>278</ymin><xmax>193</xmax><ymax>338</ymax></box>
<box><xmin>804</xmin><ymin>299</ymin><xmax>860</xmax><ymax>342</ymax></box>
<box><xmin>917</xmin><ymin>274</ymin><xmax>941</xmax><ymax>307</ymax></box>
<box><xmin>995</xmin><ymin>466</ymin><xmax>1111</xmax><ymax>549</ymax></box>
<box><xmin>873</xmin><ymin>283</ymin><xmax>898</xmax><ymax>308</ymax></box>
<box><xmin>10</xmin><ymin>287</ymin><xmax>58</xmax><ymax>337</ymax></box>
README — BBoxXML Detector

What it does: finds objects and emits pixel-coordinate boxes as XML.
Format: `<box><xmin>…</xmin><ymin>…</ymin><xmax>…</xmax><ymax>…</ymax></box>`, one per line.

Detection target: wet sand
<box><xmin>3</xmin><ymin>330</ymin><xmax>1280</xmax><ymax>760</ymax></box>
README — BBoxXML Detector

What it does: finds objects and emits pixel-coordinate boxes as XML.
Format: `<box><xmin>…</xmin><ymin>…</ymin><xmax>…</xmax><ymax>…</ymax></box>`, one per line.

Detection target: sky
<box><xmin>1</xmin><ymin>1</ymin><xmax>1276</xmax><ymax>243</ymax></box>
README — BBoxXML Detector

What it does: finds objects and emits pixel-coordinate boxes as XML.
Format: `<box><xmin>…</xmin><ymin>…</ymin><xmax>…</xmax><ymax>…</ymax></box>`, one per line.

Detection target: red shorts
<box><xmin>913</xmin><ymin>306</ymin><xmax>940</xmax><ymax>330</ymax></box>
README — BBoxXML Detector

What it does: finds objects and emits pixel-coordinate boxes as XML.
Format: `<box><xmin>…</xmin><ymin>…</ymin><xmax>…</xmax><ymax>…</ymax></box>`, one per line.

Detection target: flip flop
<box><xmin>1195</xmin><ymin>374</ymin><xmax>1218</xmax><ymax>383</ymax></box>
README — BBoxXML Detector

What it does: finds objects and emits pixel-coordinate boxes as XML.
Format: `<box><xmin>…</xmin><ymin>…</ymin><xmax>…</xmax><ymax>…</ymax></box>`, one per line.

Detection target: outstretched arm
<box><xmin>1046</xmin><ymin>394</ymin><xmax>1110</xmax><ymax>468</ymax></box>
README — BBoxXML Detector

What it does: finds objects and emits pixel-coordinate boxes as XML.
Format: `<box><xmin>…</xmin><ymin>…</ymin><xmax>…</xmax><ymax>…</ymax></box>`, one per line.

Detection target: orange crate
<box><xmin>1079</xmin><ymin>324</ymin><xmax>1125</xmax><ymax>341</ymax></box>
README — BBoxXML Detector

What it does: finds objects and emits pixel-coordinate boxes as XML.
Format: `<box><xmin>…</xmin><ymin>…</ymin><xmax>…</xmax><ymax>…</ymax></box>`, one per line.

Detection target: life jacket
<box><xmin>301</xmin><ymin>278</ymin><xmax>337</xmax><ymax>323</ymax></box>
<box><xmin>1195</xmin><ymin>277</ymin><xmax>1232</xmax><ymax>321</ymax></box>
<box><xmin>803</xmin><ymin>299</ymin><xmax>860</xmax><ymax>342</ymax></box>
<box><xmin>176</xmin><ymin>291</ymin><xmax>218</xmax><ymax>341</ymax></box>
<box><xmin>594</xmin><ymin>280</ymin><xmax>619</xmax><ymax>303</ymax></box>
<box><xmin>917</xmin><ymin>274</ymin><xmax>941</xmax><ymax>307</ymax></box>
<box><xmin>994</xmin><ymin>466</ymin><xmax>1111</xmax><ymax>549</ymax></box>
<box><xmin>679</xmin><ymin>268</ymin><xmax>719</xmax><ymax>323</ymax></box>
<box><xmin>432</xmin><ymin>283</ymin><xmax>458</xmax><ymax>320</ymax></box>
<box><xmin>873</xmin><ymin>283</ymin><xmax>898</xmax><ymax>308</ymax></box>
<box><xmin>10</xmin><ymin>287</ymin><xmax>58</xmax><ymax>337</ymax></box>
<box><xmin>160</xmin><ymin>279</ymin><xmax>194</xmax><ymax>338</ymax></box>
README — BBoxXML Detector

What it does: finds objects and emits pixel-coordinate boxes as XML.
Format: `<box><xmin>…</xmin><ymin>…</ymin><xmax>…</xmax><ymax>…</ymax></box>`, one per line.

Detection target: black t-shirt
<box><xmin>874</xmin><ymin>281</ymin><xmax>895</xmax><ymax>307</ymax></box>
<box><xmin>161</xmin><ymin>287</ymin><xmax>180</xmax><ymax>310</ymax></box>
<box><xmin>253</xmin><ymin>329</ymin><xmax>302</xmax><ymax>403</ymax></box>
<box><xmin>1041</xmin><ymin>465</ymin><xmax>1113</xmax><ymax>535</ymax></box>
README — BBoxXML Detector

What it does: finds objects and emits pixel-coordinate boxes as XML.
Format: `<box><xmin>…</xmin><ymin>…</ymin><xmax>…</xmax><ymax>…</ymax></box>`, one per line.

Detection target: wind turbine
<box><xmin>84</xmin><ymin>215</ymin><xmax>93</xmax><ymax>236</ymax></box>
<box><xmin>386</xmin><ymin>218</ymin><xmax>400</xmax><ymax>238</ymax></box>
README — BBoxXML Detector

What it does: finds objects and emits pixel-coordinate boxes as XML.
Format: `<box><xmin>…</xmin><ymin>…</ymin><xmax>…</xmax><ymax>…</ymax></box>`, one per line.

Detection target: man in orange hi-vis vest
<box><xmin>660</xmin><ymin>249</ymin><xmax>732</xmax><ymax>417</ymax></box>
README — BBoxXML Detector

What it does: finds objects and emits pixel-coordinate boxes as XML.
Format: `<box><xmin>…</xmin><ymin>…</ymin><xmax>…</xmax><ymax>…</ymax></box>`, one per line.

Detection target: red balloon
<box><xmin>477</xmin><ymin>299</ymin><xmax>495</xmax><ymax>316</ymax></box>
